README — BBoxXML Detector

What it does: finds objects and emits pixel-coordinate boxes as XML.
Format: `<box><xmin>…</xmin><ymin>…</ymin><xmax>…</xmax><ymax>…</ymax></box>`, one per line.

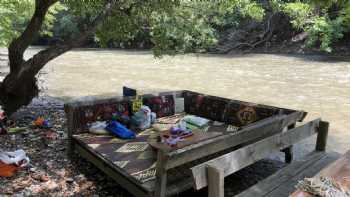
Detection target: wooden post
<box><xmin>207</xmin><ymin>165</ymin><xmax>224</xmax><ymax>197</ymax></box>
<box><xmin>155</xmin><ymin>150</ymin><xmax>168</xmax><ymax>197</ymax></box>
<box><xmin>316</xmin><ymin>121</ymin><xmax>329</xmax><ymax>151</ymax></box>
<box><xmin>282</xmin><ymin>124</ymin><xmax>295</xmax><ymax>163</ymax></box>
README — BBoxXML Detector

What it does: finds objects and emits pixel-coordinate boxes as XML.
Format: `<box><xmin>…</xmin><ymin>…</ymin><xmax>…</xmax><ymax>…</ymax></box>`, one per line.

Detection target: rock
<box><xmin>44</xmin><ymin>180</ymin><xmax>59</xmax><ymax>190</ymax></box>
<box><xmin>75</xmin><ymin>174</ymin><xmax>86</xmax><ymax>182</ymax></box>
<box><xmin>31</xmin><ymin>172</ymin><xmax>49</xmax><ymax>182</ymax></box>
<box><xmin>66</xmin><ymin>177</ymin><xmax>74</xmax><ymax>183</ymax></box>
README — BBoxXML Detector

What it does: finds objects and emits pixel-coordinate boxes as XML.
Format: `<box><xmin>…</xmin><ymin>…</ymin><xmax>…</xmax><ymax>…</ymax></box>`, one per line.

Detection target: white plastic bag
<box><xmin>88</xmin><ymin>121</ymin><xmax>108</xmax><ymax>135</ymax></box>
<box><xmin>0</xmin><ymin>149</ymin><xmax>30</xmax><ymax>167</ymax></box>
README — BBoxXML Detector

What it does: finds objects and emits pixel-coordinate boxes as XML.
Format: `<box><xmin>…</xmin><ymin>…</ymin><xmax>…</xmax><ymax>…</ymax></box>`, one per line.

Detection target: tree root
<box><xmin>215</xmin><ymin>13</ymin><xmax>281</xmax><ymax>54</ymax></box>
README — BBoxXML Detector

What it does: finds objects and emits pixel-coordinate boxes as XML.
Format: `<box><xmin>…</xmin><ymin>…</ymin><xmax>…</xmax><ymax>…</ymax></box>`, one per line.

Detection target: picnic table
<box><xmin>64</xmin><ymin>90</ymin><xmax>328</xmax><ymax>197</ymax></box>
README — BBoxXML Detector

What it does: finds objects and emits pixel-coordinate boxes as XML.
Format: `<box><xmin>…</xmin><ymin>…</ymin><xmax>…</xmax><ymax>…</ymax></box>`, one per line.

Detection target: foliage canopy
<box><xmin>0</xmin><ymin>0</ymin><xmax>349</xmax><ymax>53</ymax></box>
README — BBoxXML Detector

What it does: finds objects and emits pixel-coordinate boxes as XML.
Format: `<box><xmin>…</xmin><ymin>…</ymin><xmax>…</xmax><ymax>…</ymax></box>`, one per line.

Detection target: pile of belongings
<box><xmin>87</xmin><ymin>102</ymin><xmax>212</xmax><ymax>147</ymax></box>
<box><xmin>88</xmin><ymin>106</ymin><xmax>156</xmax><ymax>139</ymax></box>
<box><xmin>0</xmin><ymin>149</ymin><xmax>30</xmax><ymax>177</ymax></box>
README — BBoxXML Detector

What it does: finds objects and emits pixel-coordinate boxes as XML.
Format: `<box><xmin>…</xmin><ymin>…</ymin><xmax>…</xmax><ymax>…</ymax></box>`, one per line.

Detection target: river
<box><xmin>2</xmin><ymin>47</ymin><xmax>350</xmax><ymax>154</ymax></box>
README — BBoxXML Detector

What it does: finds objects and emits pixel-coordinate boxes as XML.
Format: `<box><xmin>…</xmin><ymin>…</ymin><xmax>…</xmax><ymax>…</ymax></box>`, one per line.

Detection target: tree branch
<box><xmin>18</xmin><ymin>0</ymin><xmax>119</xmax><ymax>79</ymax></box>
<box><xmin>8</xmin><ymin>0</ymin><xmax>59</xmax><ymax>72</ymax></box>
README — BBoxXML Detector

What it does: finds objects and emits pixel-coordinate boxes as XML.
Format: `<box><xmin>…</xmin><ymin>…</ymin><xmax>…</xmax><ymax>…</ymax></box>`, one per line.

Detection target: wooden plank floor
<box><xmin>236</xmin><ymin>151</ymin><xmax>341</xmax><ymax>197</ymax></box>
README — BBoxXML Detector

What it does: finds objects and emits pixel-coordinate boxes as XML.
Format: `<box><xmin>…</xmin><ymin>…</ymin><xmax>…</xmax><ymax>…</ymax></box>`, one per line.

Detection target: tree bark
<box><xmin>0</xmin><ymin>0</ymin><xmax>118</xmax><ymax>115</ymax></box>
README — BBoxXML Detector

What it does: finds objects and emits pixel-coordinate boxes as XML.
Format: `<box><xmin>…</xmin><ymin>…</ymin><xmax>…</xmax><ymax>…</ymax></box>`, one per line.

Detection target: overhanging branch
<box><xmin>19</xmin><ymin>0</ymin><xmax>119</xmax><ymax>78</ymax></box>
<box><xmin>8</xmin><ymin>0</ymin><xmax>59</xmax><ymax>72</ymax></box>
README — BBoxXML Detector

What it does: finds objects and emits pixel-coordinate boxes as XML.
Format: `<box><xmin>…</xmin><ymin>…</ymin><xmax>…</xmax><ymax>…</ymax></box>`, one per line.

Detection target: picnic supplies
<box><xmin>131</xmin><ymin>106</ymin><xmax>156</xmax><ymax>130</ymax></box>
<box><xmin>164</xmin><ymin>135</ymin><xmax>183</xmax><ymax>147</ymax></box>
<box><xmin>132</xmin><ymin>94</ymin><xmax>143</xmax><ymax>113</ymax></box>
<box><xmin>152</xmin><ymin>123</ymin><xmax>172</xmax><ymax>132</ymax></box>
<box><xmin>88</xmin><ymin>121</ymin><xmax>109</xmax><ymax>135</ymax></box>
<box><xmin>112</xmin><ymin>112</ymin><xmax>130</xmax><ymax>126</ymax></box>
<box><xmin>106</xmin><ymin>121</ymin><xmax>135</xmax><ymax>139</ymax></box>
<box><xmin>182</xmin><ymin>115</ymin><xmax>209</xmax><ymax>128</ymax></box>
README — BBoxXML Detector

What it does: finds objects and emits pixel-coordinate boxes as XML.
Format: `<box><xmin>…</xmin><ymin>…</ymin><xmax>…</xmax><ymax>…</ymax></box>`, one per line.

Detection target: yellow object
<box><xmin>132</xmin><ymin>93</ymin><xmax>143</xmax><ymax>113</ymax></box>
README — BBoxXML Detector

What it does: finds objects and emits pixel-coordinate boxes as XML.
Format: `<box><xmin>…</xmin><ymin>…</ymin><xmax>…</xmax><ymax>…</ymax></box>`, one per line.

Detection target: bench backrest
<box><xmin>64</xmin><ymin>91</ymin><xmax>182</xmax><ymax>135</ymax></box>
<box><xmin>183</xmin><ymin>90</ymin><xmax>293</xmax><ymax>127</ymax></box>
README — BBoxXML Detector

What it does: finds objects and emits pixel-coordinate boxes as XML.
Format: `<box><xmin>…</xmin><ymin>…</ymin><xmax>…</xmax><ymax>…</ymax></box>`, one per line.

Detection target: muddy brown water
<box><xmin>1</xmin><ymin>47</ymin><xmax>350</xmax><ymax>154</ymax></box>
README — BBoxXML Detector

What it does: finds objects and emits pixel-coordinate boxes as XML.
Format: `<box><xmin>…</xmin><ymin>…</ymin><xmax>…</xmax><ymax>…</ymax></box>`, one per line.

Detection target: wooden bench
<box><xmin>190</xmin><ymin>121</ymin><xmax>331</xmax><ymax>197</ymax></box>
<box><xmin>64</xmin><ymin>90</ymin><xmax>322</xmax><ymax>197</ymax></box>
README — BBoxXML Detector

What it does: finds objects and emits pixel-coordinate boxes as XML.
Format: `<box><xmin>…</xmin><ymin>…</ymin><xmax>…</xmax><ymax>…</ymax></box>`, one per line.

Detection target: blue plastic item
<box><xmin>106</xmin><ymin>121</ymin><xmax>135</xmax><ymax>139</ymax></box>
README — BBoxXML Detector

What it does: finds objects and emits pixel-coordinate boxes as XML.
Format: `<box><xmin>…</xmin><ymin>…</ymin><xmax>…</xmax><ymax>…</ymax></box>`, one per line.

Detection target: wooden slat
<box><xmin>191</xmin><ymin>119</ymin><xmax>320</xmax><ymax>190</ymax></box>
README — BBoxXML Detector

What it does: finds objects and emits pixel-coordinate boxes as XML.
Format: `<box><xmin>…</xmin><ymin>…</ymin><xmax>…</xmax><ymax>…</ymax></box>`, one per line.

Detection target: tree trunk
<box><xmin>0</xmin><ymin>72</ymin><xmax>39</xmax><ymax>115</ymax></box>
<box><xmin>0</xmin><ymin>0</ymin><xmax>117</xmax><ymax>115</ymax></box>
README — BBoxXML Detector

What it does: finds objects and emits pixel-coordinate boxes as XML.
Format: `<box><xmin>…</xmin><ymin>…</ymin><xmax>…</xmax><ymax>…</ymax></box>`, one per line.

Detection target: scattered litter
<box><xmin>0</xmin><ymin>149</ymin><xmax>30</xmax><ymax>166</ymax></box>
<box><xmin>44</xmin><ymin>130</ymin><xmax>59</xmax><ymax>140</ymax></box>
<box><xmin>0</xmin><ymin>161</ymin><xmax>21</xmax><ymax>177</ymax></box>
<box><xmin>0</xmin><ymin>149</ymin><xmax>30</xmax><ymax>177</ymax></box>
<box><xmin>7</xmin><ymin>127</ymin><xmax>27</xmax><ymax>134</ymax></box>
<box><xmin>33</xmin><ymin>117</ymin><xmax>51</xmax><ymax>128</ymax></box>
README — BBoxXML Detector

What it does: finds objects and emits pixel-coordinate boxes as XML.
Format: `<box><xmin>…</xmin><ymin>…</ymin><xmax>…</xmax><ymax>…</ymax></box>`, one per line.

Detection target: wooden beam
<box><xmin>315</xmin><ymin>121</ymin><xmax>329</xmax><ymax>151</ymax></box>
<box><xmin>207</xmin><ymin>165</ymin><xmax>224</xmax><ymax>197</ymax></box>
<box><xmin>191</xmin><ymin>119</ymin><xmax>320</xmax><ymax>190</ymax></box>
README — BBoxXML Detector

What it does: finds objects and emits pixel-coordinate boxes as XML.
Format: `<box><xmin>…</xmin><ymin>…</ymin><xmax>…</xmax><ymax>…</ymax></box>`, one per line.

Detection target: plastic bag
<box><xmin>0</xmin><ymin>149</ymin><xmax>30</xmax><ymax>167</ymax></box>
<box><xmin>88</xmin><ymin>121</ymin><xmax>109</xmax><ymax>135</ymax></box>
<box><xmin>182</xmin><ymin>115</ymin><xmax>209</xmax><ymax>128</ymax></box>
<box><xmin>131</xmin><ymin>106</ymin><xmax>156</xmax><ymax>130</ymax></box>
<box><xmin>106</xmin><ymin>121</ymin><xmax>135</xmax><ymax>139</ymax></box>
